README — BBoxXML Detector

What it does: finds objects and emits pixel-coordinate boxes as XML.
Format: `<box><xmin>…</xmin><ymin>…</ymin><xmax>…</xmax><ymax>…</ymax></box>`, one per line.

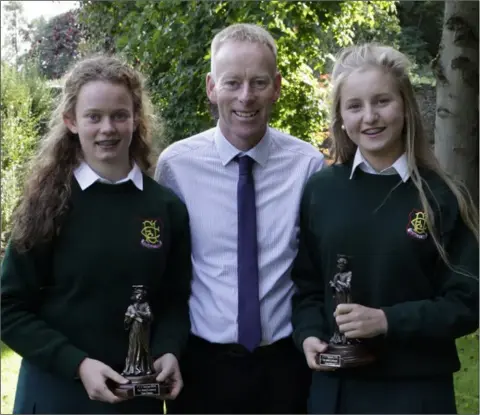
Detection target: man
<box><xmin>155</xmin><ymin>23</ymin><xmax>324</xmax><ymax>414</ymax></box>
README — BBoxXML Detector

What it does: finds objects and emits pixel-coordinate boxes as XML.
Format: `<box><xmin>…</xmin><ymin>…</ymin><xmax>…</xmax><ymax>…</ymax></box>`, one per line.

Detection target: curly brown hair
<box><xmin>11</xmin><ymin>55</ymin><xmax>156</xmax><ymax>252</ymax></box>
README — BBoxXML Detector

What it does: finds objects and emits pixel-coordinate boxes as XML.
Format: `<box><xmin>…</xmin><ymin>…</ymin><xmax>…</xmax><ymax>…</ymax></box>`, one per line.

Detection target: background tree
<box><xmin>396</xmin><ymin>0</ymin><xmax>444</xmax><ymax>65</ymax></box>
<box><xmin>78</xmin><ymin>0</ymin><xmax>399</xmax><ymax>146</ymax></box>
<box><xmin>1</xmin><ymin>1</ymin><xmax>31</xmax><ymax>66</ymax></box>
<box><xmin>1</xmin><ymin>62</ymin><xmax>53</xmax><ymax>243</ymax></box>
<box><xmin>25</xmin><ymin>10</ymin><xmax>82</xmax><ymax>79</ymax></box>
<box><xmin>433</xmin><ymin>0</ymin><xmax>479</xmax><ymax>203</ymax></box>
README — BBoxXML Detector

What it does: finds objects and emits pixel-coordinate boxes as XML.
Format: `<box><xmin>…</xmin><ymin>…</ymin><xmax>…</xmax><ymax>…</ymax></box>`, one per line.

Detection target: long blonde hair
<box><xmin>11</xmin><ymin>55</ymin><xmax>155</xmax><ymax>252</ymax></box>
<box><xmin>329</xmin><ymin>43</ymin><xmax>478</xmax><ymax>267</ymax></box>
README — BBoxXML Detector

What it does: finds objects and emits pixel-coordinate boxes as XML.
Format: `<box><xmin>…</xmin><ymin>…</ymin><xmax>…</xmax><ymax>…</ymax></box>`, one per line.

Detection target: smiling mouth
<box><xmin>233</xmin><ymin>110</ymin><xmax>259</xmax><ymax>118</ymax></box>
<box><xmin>96</xmin><ymin>139</ymin><xmax>120</xmax><ymax>148</ymax></box>
<box><xmin>362</xmin><ymin>127</ymin><xmax>386</xmax><ymax>136</ymax></box>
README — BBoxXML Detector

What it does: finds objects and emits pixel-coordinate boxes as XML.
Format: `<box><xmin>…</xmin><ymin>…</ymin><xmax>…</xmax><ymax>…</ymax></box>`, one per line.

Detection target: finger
<box><xmin>155</xmin><ymin>367</ymin><xmax>173</xmax><ymax>383</ymax></box>
<box><xmin>338</xmin><ymin>321</ymin><xmax>358</xmax><ymax>334</ymax></box>
<box><xmin>334</xmin><ymin>303</ymin><xmax>357</xmax><ymax>316</ymax></box>
<box><xmin>167</xmin><ymin>378</ymin><xmax>183</xmax><ymax>400</ymax></box>
<box><xmin>335</xmin><ymin>314</ymin><xmax>354</xmax><ymax>325</ymax></box>
<box><xmin>101</xmin><ymin>388</ymin><xmax>126</xmax><ymax>404</ymax></box>
<box><xmin>305</xmin><ymin>352</ymin><xmax>322</xmax><ymax>370</ymax></box>
<box><xmin>103</xmin><ymin>367</ymin><xmax>129</xmax><ymax>385</ymax></box>
<box><xmin>306</xmin><ymin>342</ymin><xmax>329</xmax><ymax>355</ymax></box>
<box><xmin>345</xmin><ymin>329</ymin><xmax>371</xmax><ymax>339</ymax></box>
<box><xmin>91</xmin><ymin>385</ymin><xmax>125</xmax><ymax>404</ymax></box>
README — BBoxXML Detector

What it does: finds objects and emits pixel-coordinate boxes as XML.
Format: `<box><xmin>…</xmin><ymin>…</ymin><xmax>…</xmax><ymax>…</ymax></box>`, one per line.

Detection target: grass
<box><xmin>454</xmin><ymin>331</ymin><xmax>479</xmax><ymax>414</ymax></box>
<box><xmin>1</xmin><ymin>342</ymin><xmax>21</xmax><ymax>414</ymax></box>
<box><xmin>1</xmin><ymin>333</ymin><xmax>478</xmax><ymax>414</ymax></box>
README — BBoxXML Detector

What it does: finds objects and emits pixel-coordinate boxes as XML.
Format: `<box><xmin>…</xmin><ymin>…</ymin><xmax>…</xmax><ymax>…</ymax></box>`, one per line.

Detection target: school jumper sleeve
<box><xmin>1</xmin><ymin>242</ymin><xmax>89</xmax><ymax>379</ymax></box>
<box><xmin>291</xmin><ymin>180</ymin><xmax>329</xmax><ymax>351</ymax></box>
<box><xmin>382</xmin><ymin>208</ymin><xmax>479</xmax><ymax>341</ymax></box>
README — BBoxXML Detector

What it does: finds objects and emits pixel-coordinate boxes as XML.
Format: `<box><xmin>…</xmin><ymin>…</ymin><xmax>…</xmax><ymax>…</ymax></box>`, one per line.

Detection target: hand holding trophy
<box><xmin>112</xmin><ymin>285</ymin><xmax>172</xmax><ymax>398</ymax></box>
<box><xmin>317</xmin><ymin>255</ymin><xmax>375</xmax><ymax>368</ymax></box>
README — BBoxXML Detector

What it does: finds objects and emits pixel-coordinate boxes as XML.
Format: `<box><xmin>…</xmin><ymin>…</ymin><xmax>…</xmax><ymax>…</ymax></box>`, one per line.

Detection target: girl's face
<box><xmin>64</xmin><ymin>80</ymin><xmax>136</xmax><ymax>171</ymax></box>
<box><xmin>340</xmin><ymin>67</ymin><xmax>405</xmax><ymax>166</ymax></box>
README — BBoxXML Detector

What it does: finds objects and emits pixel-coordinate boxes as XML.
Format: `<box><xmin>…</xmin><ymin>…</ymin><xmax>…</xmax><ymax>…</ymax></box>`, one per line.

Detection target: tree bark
<box><xmin>433</xmin><ymin>0</ymin><xmax>479</xmax><ymax>204</ymax></box>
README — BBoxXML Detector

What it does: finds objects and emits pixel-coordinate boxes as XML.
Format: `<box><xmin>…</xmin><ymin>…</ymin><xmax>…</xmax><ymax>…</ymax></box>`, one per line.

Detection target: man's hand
<box><xmin>153</xmin><ymin>353</ymin><xmax>183</xmax><ymax>400</ymax></box>
<box><xmin>78</xmin><ymin>358</ymin><xmax>129</xmax><ymax>404</ymax></box>
<box><xmin>335</xmin><ymin>303</ymin><xmax>388</xmax><ymax>338</ymax></box>
<box><xmin>302</xmin><ymin>336</ymin><xmax>337</xmax><ymax>371</ymax></box>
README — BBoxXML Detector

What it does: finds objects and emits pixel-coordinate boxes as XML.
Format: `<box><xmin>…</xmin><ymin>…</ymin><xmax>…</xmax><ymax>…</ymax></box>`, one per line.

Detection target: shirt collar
<box><xmin>214</xmin><ymin>123</ymin><xmax>270</xmax><ymax>167</ymax></box>
<box><xmin>350</xmin><ymin>148</ymin><xmax>409</xmax><ymax>182</ymax></box>
<box><xmin>73</xmin><ymin>161</ymin><xmax>144</xmax><ymax>190</ymax></box>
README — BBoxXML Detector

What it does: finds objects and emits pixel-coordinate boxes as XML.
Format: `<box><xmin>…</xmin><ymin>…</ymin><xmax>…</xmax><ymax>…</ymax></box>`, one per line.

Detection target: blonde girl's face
<box><xmin>339</xmin><ymin>67</ymin><xmax>405</xmax><ymax>165</ymax></box>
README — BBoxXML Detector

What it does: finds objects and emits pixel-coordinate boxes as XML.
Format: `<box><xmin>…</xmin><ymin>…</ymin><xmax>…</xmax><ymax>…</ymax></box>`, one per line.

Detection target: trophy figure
<box><xmin>113</xmin><ymin>285</ymin><xmax>171</xmax><ymax>398</ymax></box>
<box><xmin>317</xmin><ymin>255</ymin><xmax>375</xmax><ymax>368</ymax></box>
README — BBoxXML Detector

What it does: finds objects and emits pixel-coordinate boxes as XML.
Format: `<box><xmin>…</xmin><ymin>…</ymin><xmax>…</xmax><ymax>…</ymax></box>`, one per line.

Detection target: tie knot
<box><xmin>238</xmin><ymin>155</ymin><xmax>254</xmax><ymax>176</ymax></box>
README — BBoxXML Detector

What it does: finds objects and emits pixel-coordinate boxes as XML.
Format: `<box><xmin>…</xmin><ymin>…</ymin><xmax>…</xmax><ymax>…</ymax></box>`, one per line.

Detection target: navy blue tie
<box><xmin>237</xmin><ymin>155</ymin><xmax>262</xmax><ymax>351</ymax></box>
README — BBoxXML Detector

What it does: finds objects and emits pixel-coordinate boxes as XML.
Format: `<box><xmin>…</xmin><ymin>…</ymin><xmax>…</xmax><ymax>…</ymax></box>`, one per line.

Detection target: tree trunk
<box><xmin>433</xmin><ymin>0</ymin><xmax>479</xmax><ymax>204</ymax></box>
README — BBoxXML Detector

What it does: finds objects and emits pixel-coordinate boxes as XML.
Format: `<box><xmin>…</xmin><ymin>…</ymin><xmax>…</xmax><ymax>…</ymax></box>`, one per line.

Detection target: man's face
<box><xmin>206</xmin><ymin>40</ymin><xmax>281</xmax><ymax>150</ymax></box>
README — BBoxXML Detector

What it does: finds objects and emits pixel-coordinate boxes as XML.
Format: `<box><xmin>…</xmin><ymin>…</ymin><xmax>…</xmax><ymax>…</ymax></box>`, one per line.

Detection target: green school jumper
<box><xmin>291</xmin><ymin>163</ymin><xmax>479</xmax><ymax>414</ymax></box>
<box><xmin>1</xmin><ymin>175</ymin><xmax>192</xmax><ymax>414</ymax></box>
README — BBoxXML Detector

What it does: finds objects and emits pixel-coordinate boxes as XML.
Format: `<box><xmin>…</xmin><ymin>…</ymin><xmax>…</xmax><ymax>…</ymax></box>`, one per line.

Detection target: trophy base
<box><xmin>112</xmin><ymin>374</ymin><xmax>171</xmax><ymax>398</ymax></box>
<box><xmin>317</xmin><ymin>343</ymin><xmax>375</xmax><ymax>368</ymax></box>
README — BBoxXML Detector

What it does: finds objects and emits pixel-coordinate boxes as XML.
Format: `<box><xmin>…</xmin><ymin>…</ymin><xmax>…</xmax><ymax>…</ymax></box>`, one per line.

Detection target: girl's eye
<box><xmin>88</xmin><ymin>114</ymin><xmax>100</xmax><ymax>122</ymax></box>
<box><xmin>114</xmin><ymin>113</ymin><xmax>129</xmax><ymax>121</ymax></box>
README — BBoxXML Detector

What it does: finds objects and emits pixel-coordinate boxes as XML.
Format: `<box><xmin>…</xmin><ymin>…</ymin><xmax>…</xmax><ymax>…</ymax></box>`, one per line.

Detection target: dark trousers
<box><xmin>308</xmin><ymin>370</ymin><xmax>457</xmax><ymax>414</ymax></box>
<box><xmin>167</xmin><ymin>334</ymin><xmax>312</xmax><ymax>414</ymax></box>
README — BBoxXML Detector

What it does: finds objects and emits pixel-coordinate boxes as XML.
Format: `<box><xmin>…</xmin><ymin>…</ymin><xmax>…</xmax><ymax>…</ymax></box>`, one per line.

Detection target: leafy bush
<box><xmin>0</xmin><ymin>62</ymin><xmax>53</xmax><ymax>244</ymax></box>
<box><xmin>78</xmin><ymin>0</ymin><xmax>399</xmax><ymax>146</ymax></box>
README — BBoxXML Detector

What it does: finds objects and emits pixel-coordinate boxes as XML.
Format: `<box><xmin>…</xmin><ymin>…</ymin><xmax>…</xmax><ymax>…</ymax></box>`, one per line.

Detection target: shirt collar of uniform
<box><xmin>350</xmin><ymin>148</ymin><xmax>409</xmax><ymax>182</ymax></box>
<box><xmin>73</xmin><ymin>161</ymin><xmax>144</xmax><ymax>190</ymax></box>
<box><xmin>214</xmin><ymin>124</ymin><xmax>270</xmax><ymax>167</ymax></box>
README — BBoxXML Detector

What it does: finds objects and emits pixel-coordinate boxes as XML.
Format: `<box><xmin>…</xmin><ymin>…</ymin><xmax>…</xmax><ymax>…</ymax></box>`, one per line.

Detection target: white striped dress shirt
<box><xmin>155</xmin><ymin>126</ymin><xmax>324</xmax><ymax>345</ymax></box>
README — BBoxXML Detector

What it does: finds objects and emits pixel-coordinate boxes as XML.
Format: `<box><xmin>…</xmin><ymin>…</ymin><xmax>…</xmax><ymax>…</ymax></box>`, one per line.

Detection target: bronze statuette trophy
<box><xmin>317</xmin><ymin>256</ymin><xmax>375</xmax><ymax>368</ymax></box>
<box><xmin>113</xmin><ymin>285</ymin><xmax>170</xmax><ymax>398</ymax></box>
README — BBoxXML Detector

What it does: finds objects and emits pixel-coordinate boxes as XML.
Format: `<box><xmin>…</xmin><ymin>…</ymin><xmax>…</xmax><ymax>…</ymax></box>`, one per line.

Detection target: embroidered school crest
<box><xmin>406</xmin><ymin>209</ymin><xmax>428</xmax><ymax>240</ymax></box>
<box><xmin>141</xmin><ymin>219</ymin><xmax>162</xmax><ymax>249</ymax></box>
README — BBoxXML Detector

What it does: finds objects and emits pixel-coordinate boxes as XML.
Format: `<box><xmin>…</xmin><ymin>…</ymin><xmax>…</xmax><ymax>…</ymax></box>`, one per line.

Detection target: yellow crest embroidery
<box><xmin>141</xmin><ymin>220</ymin><xmax>162</xmax><ymax>248</ymax></box>
<box><xmin>406</xmin><ymin>210</ymin><xmax>428</xmax><ymax>240</ymax></box>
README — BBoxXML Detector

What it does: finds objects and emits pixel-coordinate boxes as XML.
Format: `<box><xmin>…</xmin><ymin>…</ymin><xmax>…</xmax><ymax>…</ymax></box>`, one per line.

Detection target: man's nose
<box><xmin>239</xmin><ymin>82</ymin><xmax>254</xmax><ymax>102</ymax></box>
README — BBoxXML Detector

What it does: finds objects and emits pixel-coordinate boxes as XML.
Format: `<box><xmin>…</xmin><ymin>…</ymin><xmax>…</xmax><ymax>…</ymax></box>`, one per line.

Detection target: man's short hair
<box><xmin>210</xmin><ymin>23</ymin><xmax>277</xmax><ymax>77</ymax></box>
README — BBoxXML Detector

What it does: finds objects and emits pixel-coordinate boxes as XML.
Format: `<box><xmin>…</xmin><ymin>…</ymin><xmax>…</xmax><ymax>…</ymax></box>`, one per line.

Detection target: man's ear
<box><xmin>206</xmin><ymin>73</ymin><xmax>217</xmax><ymax>104</ymax></box>
<box><xmin>272</xmin><ymin>71</ymin><xmax>282</xmax><ymax>103</ymax></box>
<box><xmin>63</xmin><ymin>114</ymin><xmax>78</xmax><ymax>134</ymax></box>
